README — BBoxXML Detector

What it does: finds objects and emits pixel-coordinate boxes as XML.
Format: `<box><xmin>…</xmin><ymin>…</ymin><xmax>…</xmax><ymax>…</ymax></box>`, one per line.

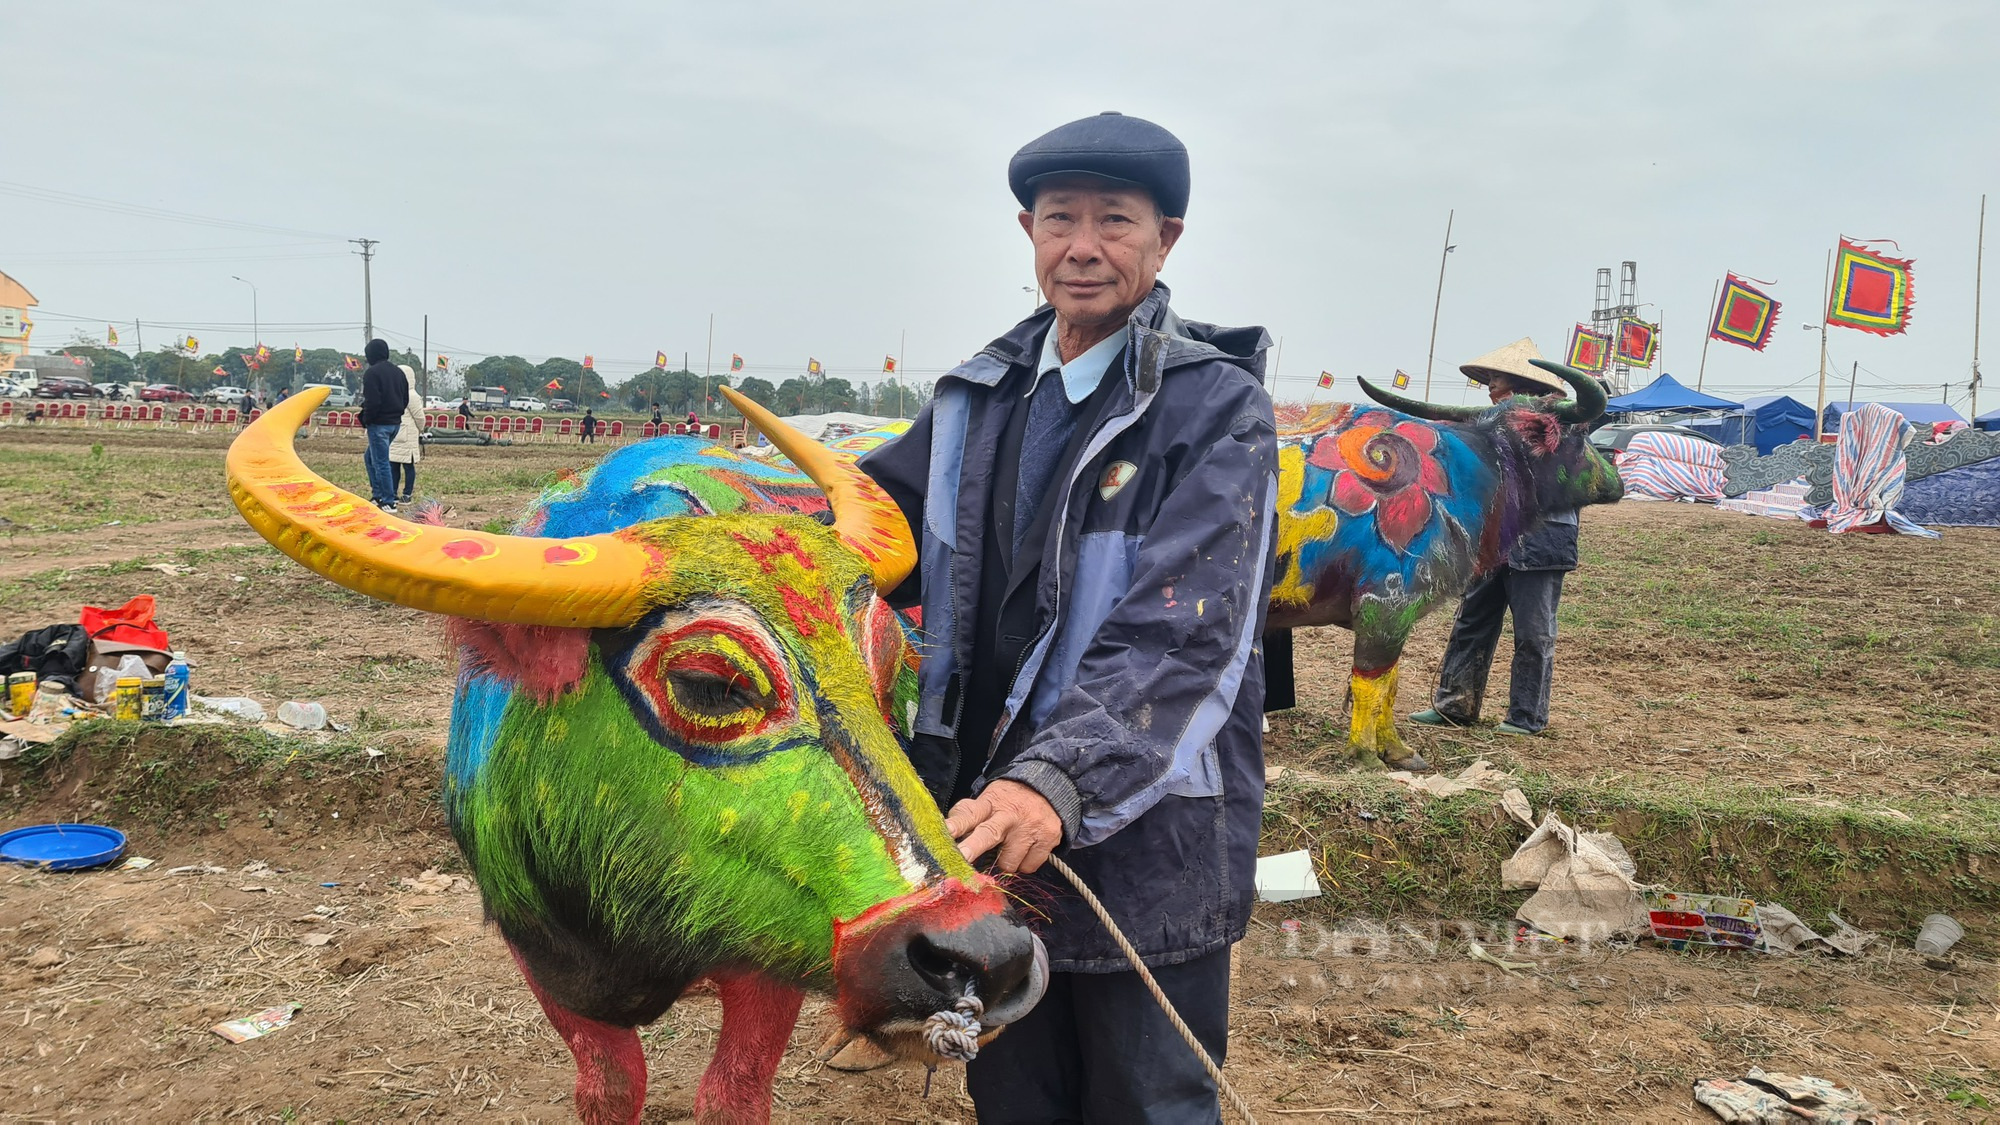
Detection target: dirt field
<box><xmin>3</xmin><ymin>426</ymin><xmax>1997</xmax><ymax>1121</ymax></box>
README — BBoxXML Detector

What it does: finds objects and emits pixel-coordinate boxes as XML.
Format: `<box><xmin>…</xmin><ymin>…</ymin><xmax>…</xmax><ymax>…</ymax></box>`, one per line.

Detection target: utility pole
<box><xmin>422</xmin><ymin>314</ymin><xmax>429</xmax><ymax>402</ymax></box>
<box><xmin>1813</xmin><ymin>248</ymin><xmax>1833</xmax><ymax>440</ymax></box>
<box><xmin>1847</xmin><ymin>361</ymin><xmax>1859</xmax><ymax>412</ymax></box>
<box><xmin>704</xmin><ymin>313</ymin><xmax>714</xmax><ymax>418</ymax></box>
<box><xmin>898</xmin><ymin>328</ymin><xmax>907</xmax><ymax>418</ymax></box>
<box><xmin>1974</xmin><ymin>193</ymin><xmax>1986</xmax><ymax>422</ymax></box>
<box><xmin>1423</xmin><ymin>209</ymin><xmax>1456</xmax><ymax>399</ymax></box>
<box><xmin>350</xmin><ymin>238</ymin><xmax>378</xmax><ymax>346</ymax></box>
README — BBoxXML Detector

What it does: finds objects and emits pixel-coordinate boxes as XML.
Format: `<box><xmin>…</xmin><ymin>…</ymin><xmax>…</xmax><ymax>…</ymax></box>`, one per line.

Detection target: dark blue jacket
<box><xmin>861</xmin><ymin>284</ymin><xmax>1278</xmax><ymax>971</ymax></box>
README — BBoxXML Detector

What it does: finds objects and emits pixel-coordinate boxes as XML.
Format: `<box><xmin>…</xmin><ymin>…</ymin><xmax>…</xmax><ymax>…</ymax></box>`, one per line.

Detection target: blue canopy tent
<box><xmin>1682</xmin><ymin>394</ymin><xmax>1817</xmax><ymax>453</ymax></box>
<box><xmin>1977</xmin><ymin>407</ymin><xmax>2000</xmax><ymax>432</ymax></box>
<box><xmin>1602</xmin><ymin>373</ymin><xmax>1744</xmax><ymax>416</ymax></box>
<box><xmin>1821</xmin><ymin>401</ymin><xmax>1966</xmax><ymax>433</ymax></box>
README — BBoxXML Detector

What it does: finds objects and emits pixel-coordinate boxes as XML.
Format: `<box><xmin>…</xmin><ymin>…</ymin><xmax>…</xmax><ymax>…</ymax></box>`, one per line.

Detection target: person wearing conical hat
<box><xmin>1409</xmin><ymin>337</ymin><xmax>1586</xmax><ymax>737</ymax></box>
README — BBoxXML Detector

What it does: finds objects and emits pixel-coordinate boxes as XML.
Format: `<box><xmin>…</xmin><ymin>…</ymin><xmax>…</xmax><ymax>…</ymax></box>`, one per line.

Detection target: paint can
<box><xmin>6</xmin><ymin>672</ymin><xmax>34</xmax><ymax>716</ymax></box>
<box><xmin>112</xmin><ymin>677</ymin><xmax>144</xmax><ymax>722</ymax></box>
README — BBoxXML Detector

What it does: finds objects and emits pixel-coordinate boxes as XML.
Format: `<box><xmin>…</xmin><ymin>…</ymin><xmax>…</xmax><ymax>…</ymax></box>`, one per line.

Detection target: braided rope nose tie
<box><xmin>923</xmin><ymin>986</ymin><xmax>985</xmax><ymax>1062</ymax></box>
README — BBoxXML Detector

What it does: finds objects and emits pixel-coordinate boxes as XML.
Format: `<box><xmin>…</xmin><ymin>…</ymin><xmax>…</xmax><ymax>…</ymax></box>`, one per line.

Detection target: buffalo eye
<box><xmin>608</xmin><ymin>606</ymin><xmax>801</xmax><ymax>757</ymax></box>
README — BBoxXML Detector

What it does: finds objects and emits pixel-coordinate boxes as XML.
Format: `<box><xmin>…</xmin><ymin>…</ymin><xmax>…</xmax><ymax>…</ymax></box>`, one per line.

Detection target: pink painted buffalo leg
<box><xmin>509</xmin><ymin>948</ymin><xmax>648</xmax><ymax>1125</ymax></box>
<box><xmin>694</xmin><ymin>972</ymin><xmax>807</xmax><ymax>1124</ymax></box>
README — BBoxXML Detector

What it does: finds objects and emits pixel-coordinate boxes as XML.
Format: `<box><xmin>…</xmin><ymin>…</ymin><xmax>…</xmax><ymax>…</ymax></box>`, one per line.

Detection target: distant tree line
<box><xmin>49</xmin><ymin>335</ymin><xmax>934</xmax><ymax>418</ymax></box>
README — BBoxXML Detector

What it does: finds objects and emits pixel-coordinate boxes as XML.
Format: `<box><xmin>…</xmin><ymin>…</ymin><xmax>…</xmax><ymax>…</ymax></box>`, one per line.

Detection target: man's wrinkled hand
<box><xmin>945</xmin><ymin>779</ymin><xmax>1062</xmax><ymax>874</ymax></box>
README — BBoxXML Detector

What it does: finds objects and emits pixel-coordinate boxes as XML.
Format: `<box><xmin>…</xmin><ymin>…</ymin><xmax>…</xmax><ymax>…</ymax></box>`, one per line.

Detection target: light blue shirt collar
<box><xmin>1034</xmin><ymin>323</ymin><xmax>1129</xmax><ymax>404</ymax></box>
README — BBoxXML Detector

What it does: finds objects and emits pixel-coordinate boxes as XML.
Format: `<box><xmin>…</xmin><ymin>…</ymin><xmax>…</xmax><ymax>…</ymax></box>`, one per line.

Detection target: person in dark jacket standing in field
<box><xmin>1410</xmin><ymin>338</ymin><xmax>1581</xmax><ymax>736</ymax></box>
<box><xmin>861</xmin><ymin>112</ymin><xmax>1278</xmax><ymax>1123</ymax></box>
<box><xmin>579</xmin><ymin>408</ymin><xmax>597</xmax><ymax>444</ymax></box>
<box><xmin>358</xmin><ymin>338</ymin><xmax>408</xmax><ymax>512</ymax></box>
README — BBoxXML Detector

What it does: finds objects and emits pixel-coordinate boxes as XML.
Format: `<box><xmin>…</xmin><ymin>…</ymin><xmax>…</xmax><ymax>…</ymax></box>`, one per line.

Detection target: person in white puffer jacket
<box><xmin>387</xmin><ymin>364</ymin><xmax>425</xmax><ymax>504</ymax></box>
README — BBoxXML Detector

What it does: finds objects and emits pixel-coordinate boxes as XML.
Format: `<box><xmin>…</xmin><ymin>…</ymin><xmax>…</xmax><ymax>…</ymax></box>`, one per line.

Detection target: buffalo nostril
<box><xmin>903</xmin><ymin>917</ymin><xmax>1036</xmax><ymax>1011</ymax></box>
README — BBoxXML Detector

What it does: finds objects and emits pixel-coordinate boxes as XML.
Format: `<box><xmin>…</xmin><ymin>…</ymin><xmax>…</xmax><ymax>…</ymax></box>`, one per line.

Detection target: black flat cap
<box><xmin>1009</xmin><ymin>111</ymin><xmax>1190</xmax><ymax>218</ymax></box>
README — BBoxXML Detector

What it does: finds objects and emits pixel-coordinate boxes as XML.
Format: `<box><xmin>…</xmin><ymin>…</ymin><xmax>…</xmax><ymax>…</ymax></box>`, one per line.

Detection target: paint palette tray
<box><xmin>1642</xmin><ymin>889</ymin><xmax>1763</xmax><ymax>951</ymax></box>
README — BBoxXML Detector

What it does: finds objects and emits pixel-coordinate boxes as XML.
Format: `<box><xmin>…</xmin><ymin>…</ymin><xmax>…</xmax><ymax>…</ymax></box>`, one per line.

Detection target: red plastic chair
<box><xmin>608</xmin><ymin>420</ymin><xmax>623</xmax><ymax>437</ymax></box>
<box><xmin>641</xmin><ymin>422</ymin><xmax>656</xmax><ymax>438</ymax></box>
<box><xmin>177</xmin><ymin>405</ymin><xmax>193</xmax><ymax>423</ymax></box>
<box><xmin>225</xmin><ymin>409</ymin><xmax>239</xmax><ymax>424</ymax></box>
<box><xmin>480</xmin><ymin>415</ymin><xmax>495</xmax><ymax>433</ymax></box>
<box><xmin>0</xmin><ymin>401</ymin><xmax>11</xmax><ymax>418</ymax></box>
<box><xmin>559</xmin><ymin>418</ymin><xmax>574</xmax><ymax>436</ymax></box>
<box><xmin>530</xmin><ymin>417</ymin><xmax>544</xmax><ymax>435</ymax></box>
<box><xmin>248</xmin><ymin>409</ymin><xmax>262</xmax><ymax>422</ymax></box>
<box><xmin>453</xmin><ymin>414</ymin><xmax>466</xmax><ymax>429</ymax></box>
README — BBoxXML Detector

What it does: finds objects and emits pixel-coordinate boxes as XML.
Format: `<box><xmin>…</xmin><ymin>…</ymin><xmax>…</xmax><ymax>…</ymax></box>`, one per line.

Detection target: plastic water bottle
<box><xmin>163</xmin><ymin>653</ymin><xmax>190</xmax><ymax>720</ymax></box>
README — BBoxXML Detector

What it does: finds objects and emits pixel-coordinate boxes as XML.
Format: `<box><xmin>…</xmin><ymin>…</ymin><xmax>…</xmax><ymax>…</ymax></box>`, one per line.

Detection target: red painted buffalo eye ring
<box><xmin>618</xmin><ymin>618</ymin><xmax>797</xmax><ymax>747</ymax></box>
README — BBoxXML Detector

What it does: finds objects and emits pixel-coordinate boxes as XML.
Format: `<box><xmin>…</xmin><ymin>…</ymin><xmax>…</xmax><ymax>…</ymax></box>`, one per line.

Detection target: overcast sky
<box><xmin>8</xmin><ymin>1</ymin><xmax>1997</xmax><ymax>410</ymax></box>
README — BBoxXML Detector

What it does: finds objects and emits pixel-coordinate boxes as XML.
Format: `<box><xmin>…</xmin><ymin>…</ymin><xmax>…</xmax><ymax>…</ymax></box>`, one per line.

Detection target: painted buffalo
<box><xmin>1266</xmin><ymin>360</ymin><xmax>1623</xmax><ymax>768</ymax></box>
<box><xmin>226</xmin><ymin>389</ymin><xmax>1046</xmax><ymax>1125</ymax></box>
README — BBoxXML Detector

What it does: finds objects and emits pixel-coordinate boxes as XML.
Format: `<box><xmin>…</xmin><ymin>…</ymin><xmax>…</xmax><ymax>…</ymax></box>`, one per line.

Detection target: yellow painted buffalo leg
<box><xmin>1348</xmin><ymin>663</ymin><xmax>1430</xmax><ymax>772</ymax></box>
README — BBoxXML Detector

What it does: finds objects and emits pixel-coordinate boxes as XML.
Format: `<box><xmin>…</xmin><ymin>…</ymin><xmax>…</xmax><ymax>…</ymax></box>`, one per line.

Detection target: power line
<box><xmin>0</xmin><ymin>179</ymin><xmax>346</xmax><ymax>240</ymax></box>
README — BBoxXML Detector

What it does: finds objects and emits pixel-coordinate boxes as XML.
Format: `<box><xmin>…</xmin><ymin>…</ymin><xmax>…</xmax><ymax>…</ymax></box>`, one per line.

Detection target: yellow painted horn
<box><xmin>721</xmin><ymin>387</ymin><xmax>917</xmax><ymax>593</ymax></box>
<box><xmin>225</xmin><ymin>388</ymin><xmax>669</xmax><ymax>626</ymax></box>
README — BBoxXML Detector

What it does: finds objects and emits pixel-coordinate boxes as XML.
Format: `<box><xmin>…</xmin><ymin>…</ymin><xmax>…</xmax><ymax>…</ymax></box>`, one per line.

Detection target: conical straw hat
<box><xmin>1459</xmin><ymin>338</ymin><xmax>1564</xmax><ymax>394</ymax></box>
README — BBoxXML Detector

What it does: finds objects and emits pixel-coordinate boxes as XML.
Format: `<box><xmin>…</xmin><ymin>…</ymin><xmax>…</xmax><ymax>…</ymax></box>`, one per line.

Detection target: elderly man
<box><xmin>862</xmin><ymin>112</ymin><xmax>1277</xmax><ymax>1122</ymax></box>
<box><xmin>1410</xmin><ymin>338</ymin><xmax>1582</xmax><ymax>736</ymax></box>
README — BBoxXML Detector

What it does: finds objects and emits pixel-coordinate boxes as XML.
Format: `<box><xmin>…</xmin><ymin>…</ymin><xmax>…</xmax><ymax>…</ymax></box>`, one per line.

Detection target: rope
<box><xmin>1047</xmin><ymin>855</ymin><xmax>1260</xmax><ymax>1125</ymax></box>
<box><xmin>922</xmin><ymin>986</ymin><xmax>985</xmax><ymax>1062</ymax></box>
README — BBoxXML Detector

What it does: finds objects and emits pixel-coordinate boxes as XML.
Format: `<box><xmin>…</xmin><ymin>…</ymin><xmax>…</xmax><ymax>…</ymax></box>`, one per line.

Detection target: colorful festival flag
<box><xmin>184</xmin><ymin>335</ymin><xmax>199</xmax><ymax>352</ymax></box>
<box><xmin>106</xmin><ymin>325</ymin><xmax>119</xmax><ymax>345</ymax></box>
<box><xmin>808</xmin><ymin>358</ymin><xmax>823</xmax><ymax>376</ymax></box>
<box><xmin>344</xmin><ymin>356</ymin><xmax>361</xmax><ymax>371</ymax></box>
<box><xmin>213</xmin><ymin>365</ymin><xmax>227</xmax><ymax>376</ymax></box>
<box><xmin>730</xmin><ymin>353</ymin><xmax>744</xmax><ymax>372</ymax></box>
<box><xmin>255</xmin><ymin>344</ymin><xmax>272</xmax><ymax>364</ymax></box>
<box><xmin>1392</xmin><ymin>370</ymin><xmax>1411</xmax><ymax>390</ymax></box>
<box><xmin>436</xmin><ymin>354</ymin><xmax>449</xmax><ymax>370</ymax></box>
<box><xmin>582</xmin><ymin>355</ymin><xmax>595</xmax><ymax>370</ymax></box>
<box><xmin>1566</xmin><ymin>324</ymin><xmax>1611</xmax><ymax>372</ymax></box>
<box><xmin>544</xmin><ymin>378</ymin><xmax>563</xmax><ymax>391</ymax></box>
<box><xmin>1317</xmin><ymin>371</ymin><xmax>1335</xmax><ymax>389</ymax></box>
<box><xmin>655</xmin><ymin>351</ymin><xmax>669</xmax><ymax>369</ymax></box>
<box><xmin>1826</xmin><ymin>238</ymin><xmax>1914</xmax><ymax>336</ymax></box>
<box><xmin>1709</xmin><ymin>274</ymin><xmax>1781</xmax><ymax>351</ymax></box>
<box><xmin>294</xmin><ymin>346</ymin><xmax>304</xmax><ymax>363</ymax></box>
<box><xmin>68</xmin><ymin>353</ymin><xmax>86</xmax><ymax>366</ymax></box>
<box><xmin>1614</xmin><ymin>318</ymin><xmax>1658</xmax><ymax>368</ymax></box>
<box><xmin>599</xmin><ymin>391</ymin><xmax>610</xmax><ymax>398</ymax></box>
<box><xmin>884</xmin><ymin>355</ymin><xmax>898</xmax><ymax>373</ymax></box>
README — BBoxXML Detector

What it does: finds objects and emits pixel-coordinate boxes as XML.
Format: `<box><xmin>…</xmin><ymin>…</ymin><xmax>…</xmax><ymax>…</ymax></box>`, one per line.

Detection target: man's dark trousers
<box><xmin>1432</xmin><ymin>566</ymin><xmax>1565</xmax><ymax>732</ymax></box>
<box><xmin>966</xmin><ymin>947</ymin><xmax>1229</xmax><ymax>1124</ymax></box>
<box><xmin>364</xmin><ymin>424</ymin><xmax>399</xmax><ymax>508</ymax></box>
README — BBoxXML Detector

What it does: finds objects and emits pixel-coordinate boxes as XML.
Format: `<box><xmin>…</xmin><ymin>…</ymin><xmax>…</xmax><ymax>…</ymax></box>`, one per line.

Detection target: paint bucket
<box><xmin>6</xmin><ymin>672</ymin><xmax>34</xmax><ymax>716</ymax></box>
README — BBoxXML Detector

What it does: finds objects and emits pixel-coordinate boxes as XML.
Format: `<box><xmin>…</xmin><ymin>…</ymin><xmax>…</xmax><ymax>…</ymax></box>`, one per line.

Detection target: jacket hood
<box><xmin>364</xmin><ymin>339</ymin><xmax>390</xmax><ymax>363</ymax></box>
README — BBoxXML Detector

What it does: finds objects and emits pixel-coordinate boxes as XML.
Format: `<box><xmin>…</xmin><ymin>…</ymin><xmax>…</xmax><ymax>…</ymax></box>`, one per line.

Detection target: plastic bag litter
<box><xmin>193</xmin><ymin>695</ymin><xmax>266</xmax><ymax>722</ymax></box>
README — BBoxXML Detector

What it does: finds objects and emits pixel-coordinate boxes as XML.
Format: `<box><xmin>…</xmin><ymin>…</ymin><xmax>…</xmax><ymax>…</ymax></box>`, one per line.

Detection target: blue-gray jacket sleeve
<box><xmin>858</xmin><ymin>402</ymin><xmax>935</xmax><ymax>611</ymax></box>
<box><xmin>998</xmin><ymin>379</ymin><xmax>1278</xmax><ymax>846</ymax></box>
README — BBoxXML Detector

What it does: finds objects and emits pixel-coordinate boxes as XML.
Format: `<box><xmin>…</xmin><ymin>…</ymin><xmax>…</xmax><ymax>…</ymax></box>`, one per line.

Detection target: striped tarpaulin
<box><xmin>1617</xmin><ymin>431</ymin><xmax>1727</xmax><ymax>501</ymax></box>
<box><xmin>1801</xmin><ymin>402</ymin><xmax>1940</xmax><ymax>538</ymax></box>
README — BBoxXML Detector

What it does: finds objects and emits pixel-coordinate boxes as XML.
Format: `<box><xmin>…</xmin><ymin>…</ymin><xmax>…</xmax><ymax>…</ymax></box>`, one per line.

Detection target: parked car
<box><xmin>204</xmin><ymin>386</ymin><xmax>250</xmax><ymax>406</ymax></box>
<box><xmin>424</xmin><ymin>395</ymin><xmax>452</xmax><ymax>411</ymax></box>
<box><xmin>140</xmin><ymin>383</ymin><xmax>195</xmax><ymax>403</ymax></box>
<box><xmin>1588</xmin><ymin>423</ymin><xmax>1721</xmax><ymax>453</ymax></box>
<box><xmin>507</xmin><ymin>396</ymin><xmax>548</xmax><ymax>411</ymax></box>
<box><xmin>35</xmin><ymin>376</ymin><xmax>100</xmax><ymax>399</ymax></box>
<box><xmin>0</xmin><ymin>378</ymin><xmax>31</xmax><ymax>398</ymax></box>
<box><xmin>547</xmin><ymin>398</ymin><xmax>577</xmax><ymax>412</ymax></box>
<box><xmin>93</xmin><ymin>381</ymin><xmax>136</xmax><ymax>399</ymax></box>
<box><xmin>302</xmin><ymin>383</ymin><xmax>355</xmax><ymax>408</ymax></box>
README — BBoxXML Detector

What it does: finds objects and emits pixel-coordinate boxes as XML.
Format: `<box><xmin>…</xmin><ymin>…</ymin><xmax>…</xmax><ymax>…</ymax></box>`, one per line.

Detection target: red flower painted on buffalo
<box><xmin>1306</xmin><ymin>411</ymin><xmax>1450</xmax><ymax>552</ymax></box>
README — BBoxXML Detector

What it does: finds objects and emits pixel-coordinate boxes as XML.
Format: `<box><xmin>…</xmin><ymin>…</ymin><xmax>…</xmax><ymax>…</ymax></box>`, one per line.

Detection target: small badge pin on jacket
<box><xmin>1099</xmin><ymin>460</ymin><xmax>1137</xmax><ymax>500</ymax></box>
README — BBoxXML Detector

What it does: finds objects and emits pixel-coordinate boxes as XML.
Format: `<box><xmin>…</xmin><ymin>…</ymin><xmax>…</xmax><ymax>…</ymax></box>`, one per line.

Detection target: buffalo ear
<box><xmin>1507</xmin><ymin>410</ymin><xmax>1562</xmax><ymax>455</ymax></box>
